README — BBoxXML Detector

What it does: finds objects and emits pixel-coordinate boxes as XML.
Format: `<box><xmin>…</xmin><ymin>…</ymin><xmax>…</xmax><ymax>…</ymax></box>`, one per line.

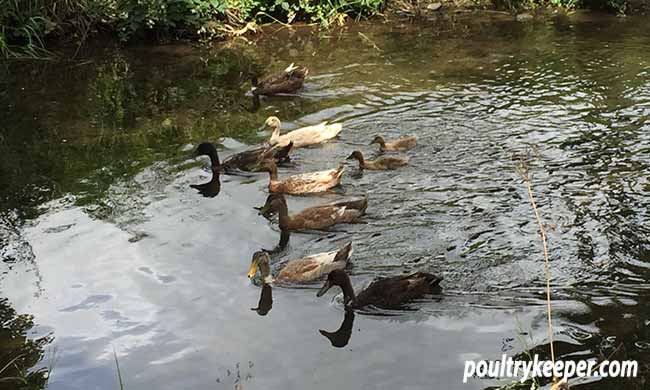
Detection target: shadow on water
<box><xmin>2</xmin><ymin>13</ymin><xmax>650</xmax><ymax>390</ymax></box>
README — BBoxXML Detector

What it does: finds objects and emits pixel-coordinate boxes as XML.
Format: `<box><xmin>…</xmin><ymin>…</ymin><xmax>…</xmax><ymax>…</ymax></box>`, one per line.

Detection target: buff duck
<box><xmin>346</xmin><ymin>150</ymin><xmax>408</xmax><ymax>170</ymax></box>
<box><xmin>255</xmin><ymin>159</ymin><xmax>344</xmax><ymax>194</ymax></box>
<box><xmin>264</xmin><ymin>116</ymin><xmax>343</xmax><ymax>148</ymax></box>
<box><xmin>317</xmin><ymin>269</ymin><xmax>443</xmax><ymax>310</ymax></box>
<box><xmin>247</xmin><ymin>242</ymin><xmax>352</xmax><ymax>284</ymax></box>
<box><xmin>371</xmin><ymin>135</ymin><xmax>417</xmax><ymax>152</ymax></box>
<box><xmin>251</xmin><ymin>63</ymin><xmax>308</xmax><ymax>96</ymax></box>
<box><xmin>257</xmin><ymin>193</ymin><xmax>367</xmax><ymax>231</ymax></box>
<box><xmin>193</xmin><ymin>142</ymin><xmax>292</xmax><ymax>176</ymax></box>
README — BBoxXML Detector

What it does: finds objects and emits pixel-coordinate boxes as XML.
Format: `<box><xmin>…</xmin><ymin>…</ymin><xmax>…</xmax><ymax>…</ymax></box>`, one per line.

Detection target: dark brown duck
<box><xmin>251</xmin><ymin>64</ymin><xmax>308</xmax><ymax>96</ymax></box>
<box><xmin>317</xmin><ymin>269</ymin><xmax>442</xmax><ymax>310</ymax></box>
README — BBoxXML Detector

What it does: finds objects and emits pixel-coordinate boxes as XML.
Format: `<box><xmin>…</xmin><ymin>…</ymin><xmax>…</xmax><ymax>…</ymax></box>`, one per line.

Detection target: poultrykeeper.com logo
<box><xmin>463</xmin><ymin>354</ymin><xmax>638</xmax><ymax>383</ymax></box>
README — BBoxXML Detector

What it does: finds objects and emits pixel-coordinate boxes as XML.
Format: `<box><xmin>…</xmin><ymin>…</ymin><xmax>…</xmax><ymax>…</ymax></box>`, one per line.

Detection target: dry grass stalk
<box><xmin>514</xmin><ymin>148</ymin><xmax>567</xmax><ymax>389</ymax></box>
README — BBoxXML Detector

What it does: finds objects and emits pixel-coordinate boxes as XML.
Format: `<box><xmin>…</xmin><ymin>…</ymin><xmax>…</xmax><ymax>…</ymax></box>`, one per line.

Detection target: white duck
<box><xmin>264</xmin><ymin>116</ymin><xmax>343</xmax><ymax>148</ymax></box>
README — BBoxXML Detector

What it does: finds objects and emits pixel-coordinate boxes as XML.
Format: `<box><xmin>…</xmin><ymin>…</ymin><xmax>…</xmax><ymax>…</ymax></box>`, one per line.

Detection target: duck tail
<box><xmin>423</xmin><ymin>273</ymin><xmax>443</xmax><ymax>289</ymax></box>
<box><xmin>334</xmin><ymin>242</ymin><xmax>353</xmax><ymax>265</ymax></box>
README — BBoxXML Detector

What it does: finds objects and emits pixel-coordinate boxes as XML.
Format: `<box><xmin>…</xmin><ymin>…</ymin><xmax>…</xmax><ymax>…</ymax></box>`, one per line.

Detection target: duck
<box><xmin>346</xmin><ymin>150</ymin><xmax>408</xmax><ymax>170</ymax></box>
<box><xmin>264</xmin><ymin>116</ymin><xmax>343</xmax><ymax>148</ymax></box>
<box><xmin>247</xmin><ymin>242</ymin><xmax>353</xmax><ymax>284</ymax></box>
<box><xmin>255</xmin><ymin>159</ymin><xmax>344</xmax><ymax>194</ymax></box>
<box><xmin>370</xmin><ymin>135</ymin><xmax>417</xmax><ymax>152</ymax></box>
<box><xmin>251</xmin><ymin>63</ymin><xmax>308</xmax><ymax>96</ymax></box>
<box><xmin>257</xmin><ymin>193</ymin><xmax>367</xmax><ymax>231</ymax></box>
<box><xmin>316</xmin><ymin>269</ymin><xmax>443</xmax><ymax>310</ymax></box>
<box><xmin>193</xmin><ymin>142</ymin><xmax>292</xmax><ymax>176</ymax></box>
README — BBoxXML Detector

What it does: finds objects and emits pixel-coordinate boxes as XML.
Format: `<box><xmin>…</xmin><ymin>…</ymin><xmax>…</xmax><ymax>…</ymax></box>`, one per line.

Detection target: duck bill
<box><xmin>247</xmin><ymin>261</ymin><xmax>259</xmax><ymax>279</ymax></box>
<box><xmin>317</xmin><ymin>280</ymin><xmax>333</xmax><ymax>297</ymax></box>
<box><xmin>257</xmin><ymin>203</ymin><xmax>272</xmax><ymax>217</ymax></box>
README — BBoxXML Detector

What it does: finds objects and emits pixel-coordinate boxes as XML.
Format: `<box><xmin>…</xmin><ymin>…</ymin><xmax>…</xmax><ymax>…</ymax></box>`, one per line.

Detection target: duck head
<box><xmin>248</xmin><ymin>251</ymin><xmax>273</xmax><ymax>284</ymax></box>
<box><xmin>256</xmin><ymin>193</ymin><xmax>287</xmax><ymax>219</ymax></box>
<box><xmin>193</xmin><ymin>142</ymin><xmax>221</xmax><ymax>171</ymax></box>
<box><xmin>317</xmin><ymin>269</ymin><xmax>356</xmax><ymax>306</ymax></box>
<box><xmin>346</xmin><ymin>150</ymin><xmax>364</xmax><ymax>163</ymax></box>
<box><xmin>264</xmin><ymin>116</ymin><xmax>282</xmax><ymax>137</ymax></box>
<box><xmin>369</xmin><ymin>135</ymin><xmax>385</xmax><ymax>147</ymax></box>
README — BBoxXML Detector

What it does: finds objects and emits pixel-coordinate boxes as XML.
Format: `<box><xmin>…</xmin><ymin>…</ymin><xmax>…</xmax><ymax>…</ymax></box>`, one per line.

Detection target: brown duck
<box><xmin>251</xmin><ymin>63</ymin><xmax>308</xmax><ymax>96</ymax></box>
<box><xmin>247</xmin><ymin>242</ymin><xmax>353</xmax><ymax>284</ymax></box>
<box><xmin>346</xmin><ymin>150</ymin><xmax>408</xmax><ymax>170</ymax></box>
<box><xmin>317</xmin><ymin>269</ymin><xmax>443</xmax><ymax>310</ymax></box>
<box><xmin>371</xmin><ymin>135</ymin><xmax>417</xmax><ymax>152</ymax></box>
<box><xmin>256</xmin><ymin>159</ymin><xmax>344</xmax><ymax>194</ymax></box>
<box><xmin>258</xmin><ymin>193</ymin><xmax>367</xmax><ymax>231</ymax></box>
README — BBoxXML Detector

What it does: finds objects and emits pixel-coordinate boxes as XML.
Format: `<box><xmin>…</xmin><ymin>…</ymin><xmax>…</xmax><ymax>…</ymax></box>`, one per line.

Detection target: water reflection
<box><xmin>251</xmin><ymin>284</ymin><xmax>273</xmax><ymax>316</ymax></box>
<box><xmin>189</xmin><ymin>173</ymin><xmax>221</xmax><ymax>198</ymax></box>
<box><xmin>2</xmin><ymin>14</ymin><xmax>650</xmax><ymax>390</ymax></box>
<box><xmin>319</xmin><ymin>309</ymin><xmax>355</xmax><ymax>348</ymax></box>
<box><xmin>0</xmin><ymin>298</ymin><xmax>51</xmax><ymax>390</ymax></box>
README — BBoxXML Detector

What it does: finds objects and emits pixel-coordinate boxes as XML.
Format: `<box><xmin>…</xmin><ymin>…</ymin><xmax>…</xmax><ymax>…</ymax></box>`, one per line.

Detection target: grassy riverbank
<box><xmin>0</xmin><ymin>0</ymin><xmax>645</xmax><ymax>59</ymax></box>
<box><xmin>1</xmin><ymin>0</ymin><xmax>646</xmax><ymax>60</ymax></box>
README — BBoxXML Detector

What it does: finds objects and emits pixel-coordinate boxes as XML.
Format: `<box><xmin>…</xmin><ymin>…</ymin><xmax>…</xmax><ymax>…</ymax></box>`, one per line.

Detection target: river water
<box><xmin>1</xmin><ymin>13</ymin><xmax>649</xmax><ymax>390</ymax></box>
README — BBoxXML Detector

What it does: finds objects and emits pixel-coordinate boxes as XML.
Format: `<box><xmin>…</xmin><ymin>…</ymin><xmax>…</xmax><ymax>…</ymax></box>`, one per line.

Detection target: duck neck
<box><xmin>340</xmin><ymin>279</ymin><xmax>357</xmax><ymax>307</ymax></box>
<box><xmin>251</xmin><ymin>74</ymin><xmax>259</xmax><ymax>87</ymax></box>
<box><xmin>353</xmin><ymin>154</ymin><xmax>365</xmax><ymax>168</ymax></box>
<box><xmin>259</xmin><ymin>259</ymin><xmax>272</xmax><ymax>284</ymax></box>
<box><xmin>376</xmin><ymin>138</ymin><xmax>386</xmax><ymax>150</ymax></box>
<box><xmin>207</xmin><ymin>149</ymin><xmax>221</xmax><ymax>171</ymax></box>
<box><xmin>276</xmin><ymin>199</ymin><xmax>291</xmax><ymax>230</ymax></box>
<box><xmin>267</xmin><ymin>163</ymin><xmax>278</xmax><ymax>181</ymax></box>
<box><xmin>270</xmin><ymin>124</ymin><xmax>281</xmax><ymax>141</ymax></box>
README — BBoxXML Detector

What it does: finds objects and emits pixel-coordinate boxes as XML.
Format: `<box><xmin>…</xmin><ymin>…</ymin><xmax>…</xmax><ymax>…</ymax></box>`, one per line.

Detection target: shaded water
<box><xmin>2</xmin><ymin>13</ymin><xmax>650</xmax><ymax>390</ymax></box>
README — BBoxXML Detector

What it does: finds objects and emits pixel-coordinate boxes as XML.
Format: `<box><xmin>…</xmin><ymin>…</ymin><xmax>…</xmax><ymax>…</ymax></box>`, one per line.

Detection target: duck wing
<box><xmin>291</xmin><ymin>205</ymin><xmax>359</xmax><ymax>230</ymax></box>
<box><xmin>277</xmin><ymin>247</ymin><xmax>348</xmax><ymax>283</ymax></box>
<box><xmin>222</xmin><ymin>147</ymin><xmax>265</xmax><ymax>171</ymax></box>
<box><xmin>282</xmin><ymin>166</ymin><xmax>344</xmax><ymax>193</ymax></box>
<box><xmin>355</xmin><ymin>272</ymin><xmax>442</xmax><ymax>309</ymax></box>
<box><xmin>254</xmin><ymin>66</ymin><xmax>308</xmax><ymax>96</ymax></box>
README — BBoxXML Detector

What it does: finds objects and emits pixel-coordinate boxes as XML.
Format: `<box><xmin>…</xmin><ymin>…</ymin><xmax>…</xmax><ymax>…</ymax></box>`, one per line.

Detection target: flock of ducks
<box><xmin>192</xmin><ymin>64</ymin><xmax>443</xmax><ymax>317</ymax></box>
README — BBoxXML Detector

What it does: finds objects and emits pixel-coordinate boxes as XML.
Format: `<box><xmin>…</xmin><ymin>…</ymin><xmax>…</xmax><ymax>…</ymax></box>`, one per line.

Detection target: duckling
<box><xmin>370</xmin><ymin>135</ymin><xmax>417</xmax><ymax>152</ymax></box>
<box><xmin>247</xmin><ymin>242</ymin><xmax>352</xmax><ymax>284</ymax></box>
<box><xmin>193</xmin><ymin>142</ymin><xmax>293</xmax><ymax>176</ymax></box>
<box><xmin>264</xmin><ymin>116</ymin><xmax>343</xmax><ymax>148</ymax></box>
<box><xmin>255</xmin><ymin>159</ymin><xmax>344</xmax><ymax>194</ymax></box>
<box><xmin>346</xmin><ymin>150</ymin><xmax>408</xmax><ymax>170</ymax></box>
<box><xmin>257</xmin><ymin>193</ymin><xmax>367</xmax><ymax>231</ymax></box>
<box><xmin>317</xmin><ymin>269</ymin><xmax>442</xmax><ymax>310</ymax></box>
<box><xmin>251</xmin><ymin>63</ymin><xmax>308</xmax><ymax>96</ymax></box>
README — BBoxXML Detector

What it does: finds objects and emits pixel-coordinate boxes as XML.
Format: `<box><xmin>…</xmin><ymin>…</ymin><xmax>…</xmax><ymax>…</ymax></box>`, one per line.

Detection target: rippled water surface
<box><xmin>2</xmin><ymin>13</ymin><xmax>650</xmax><ymax>390</ymax></box>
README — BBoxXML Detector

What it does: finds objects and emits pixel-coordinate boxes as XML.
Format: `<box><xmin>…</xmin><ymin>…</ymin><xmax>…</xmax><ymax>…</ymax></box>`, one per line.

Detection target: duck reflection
<box><xmin>250</xmin><ymin>284</ymin><xmax>273</xmax><ymax>316</ymax></box>
<box><xmin>190</xmin><ymin>172</ymin><xmax>221</xmax><ymax>198</ymax></box>
<box><xmin>319</xmin><ymin>309</ymin><xmax>355</xmax><ymax>348</ymax></box>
